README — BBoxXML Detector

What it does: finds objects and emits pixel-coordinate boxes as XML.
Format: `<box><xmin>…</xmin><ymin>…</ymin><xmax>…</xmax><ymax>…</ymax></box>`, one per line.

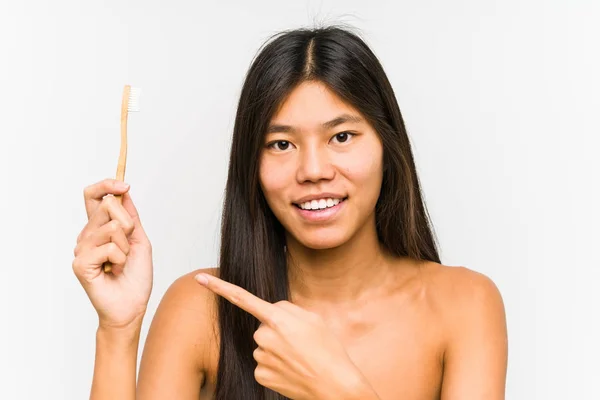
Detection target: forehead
<box><xmin>269</xmin><ymin>81</ymin><xmax>359</xmax><ymax>127</ymax></box>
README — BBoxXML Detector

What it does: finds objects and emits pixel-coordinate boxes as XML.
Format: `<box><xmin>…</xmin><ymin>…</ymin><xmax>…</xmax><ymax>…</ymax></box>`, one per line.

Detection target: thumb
<box><xmin>121</xmin><ymin>190</ymin><xmax>148</xmax><ymax>241</ymax></box>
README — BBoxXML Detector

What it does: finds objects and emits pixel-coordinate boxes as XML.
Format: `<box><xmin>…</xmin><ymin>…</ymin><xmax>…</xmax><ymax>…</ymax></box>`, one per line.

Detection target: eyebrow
<box><xmin>266</xmin><ymin>113</ymin><xmax>363</xmax><ymax>134</ymax></box>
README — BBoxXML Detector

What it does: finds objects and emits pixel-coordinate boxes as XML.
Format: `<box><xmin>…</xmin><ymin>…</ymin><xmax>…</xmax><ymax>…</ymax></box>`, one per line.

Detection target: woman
<box><xmin>73</xmin><ymin>26</ymin><xmax>508</xmax><ymax>399</ymax></box>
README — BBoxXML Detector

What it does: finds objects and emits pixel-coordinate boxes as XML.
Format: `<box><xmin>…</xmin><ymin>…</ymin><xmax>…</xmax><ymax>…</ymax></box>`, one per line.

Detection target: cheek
<box><xmin>259</xmin><ymin>157</ymin><xmax>292</xmax><ymax>204</ymax></box>
<box><xmin>343</xmin><ymin>147</ymin><xmax>383</xmax><ymax>191</ymax></box>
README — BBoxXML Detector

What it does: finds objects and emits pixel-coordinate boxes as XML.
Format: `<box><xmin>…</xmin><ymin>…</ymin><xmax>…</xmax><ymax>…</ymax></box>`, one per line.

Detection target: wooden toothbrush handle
<box><xmin>103</xmin><ymin>85</ymin><xmax>130</xmax><ymax>274</ymax></box>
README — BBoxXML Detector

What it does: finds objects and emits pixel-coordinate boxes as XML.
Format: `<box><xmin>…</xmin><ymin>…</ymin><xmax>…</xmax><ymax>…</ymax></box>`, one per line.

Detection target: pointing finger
<box><xmin>195</xmin><ymin>273</ymin><xmax>274</xmax><ymax>323</ymax></box>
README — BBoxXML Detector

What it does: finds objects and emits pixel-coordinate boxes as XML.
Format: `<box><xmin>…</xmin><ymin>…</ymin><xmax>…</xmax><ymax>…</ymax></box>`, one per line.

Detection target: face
<box><xmin>259</xmin><ymin>81</ymin><xmax>384</xmax><ymax>250</ymax></box>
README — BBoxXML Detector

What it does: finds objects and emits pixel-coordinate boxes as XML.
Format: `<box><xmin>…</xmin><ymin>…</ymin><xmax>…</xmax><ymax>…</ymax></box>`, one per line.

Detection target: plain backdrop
<box><xmin>0</xmin><ymin>0</ymin><xmax>598</xmax><ymax>399</ymax></box>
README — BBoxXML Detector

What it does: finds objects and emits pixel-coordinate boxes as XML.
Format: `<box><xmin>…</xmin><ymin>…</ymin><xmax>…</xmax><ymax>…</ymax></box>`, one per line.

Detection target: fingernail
<box><xmin>195</xmin><ymin>274</ymin><xmax>208</xmax><ymax>286</ymax></box>
<box><xmin>116</xmin><ymin>182</ymin><xmax>130</xmax><ymax>190</ymax></box>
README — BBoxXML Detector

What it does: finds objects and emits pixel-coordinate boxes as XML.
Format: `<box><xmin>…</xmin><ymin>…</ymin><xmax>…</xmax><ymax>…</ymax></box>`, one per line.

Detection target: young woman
<box><xmin>73</xmin><ymin>26</ymin><xmax>508</xmax><ymax>399</ymax></box>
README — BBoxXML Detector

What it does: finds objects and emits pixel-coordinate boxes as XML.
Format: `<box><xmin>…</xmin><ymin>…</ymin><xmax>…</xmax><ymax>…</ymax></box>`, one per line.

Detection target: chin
<box><xmin>291</xmin><ymin>229</ymin><xmax>350</xmax><ymax>250</ymax></box>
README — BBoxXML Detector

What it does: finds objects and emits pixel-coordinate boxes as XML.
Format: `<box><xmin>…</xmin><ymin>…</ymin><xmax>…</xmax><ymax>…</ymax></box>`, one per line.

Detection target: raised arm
<box><xmin>74</xmin><ymin>181</ymin><xmax>218</xmax><ymax>399</ymax></box>
<box><xmin>91</xmin><ymin>315</ymin><xmax>145</xmax><ymax>399</ymax></box>
<box><xmin>72</xmin><ymin>179</ymin><xmax>151</xmax><ymax>399</ymax></box>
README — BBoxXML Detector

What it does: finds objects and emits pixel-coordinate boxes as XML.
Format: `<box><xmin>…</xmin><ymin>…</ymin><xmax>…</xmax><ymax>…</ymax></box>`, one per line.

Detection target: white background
<box><xmin>0</xmin><ymin>0</ymin><xmax>598</xmax><ymax>399</ymax></box>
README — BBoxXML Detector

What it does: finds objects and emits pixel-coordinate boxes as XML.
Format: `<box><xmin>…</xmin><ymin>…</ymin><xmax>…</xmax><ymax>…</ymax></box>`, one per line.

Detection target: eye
<box><xmin>331</xmin><ymin>131</ymin><xmax>355</xmax><ymax>144</ymax></box>
<box><xmin>266</xmin><ymin>140</ymin><xmax>295</xmax><ymax>152</ymax></box>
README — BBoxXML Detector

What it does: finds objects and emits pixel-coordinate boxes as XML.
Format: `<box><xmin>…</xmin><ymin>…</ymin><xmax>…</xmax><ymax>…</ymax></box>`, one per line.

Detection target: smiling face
<box><xmin>259</xmin><ymin>81</ymin><xmax>384</xmax><ymax>250</ymax></box>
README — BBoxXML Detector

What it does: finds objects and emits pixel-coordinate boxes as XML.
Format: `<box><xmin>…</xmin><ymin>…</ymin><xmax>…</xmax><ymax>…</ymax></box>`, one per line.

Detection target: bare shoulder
<box><xmin>418</xmin><ymin>263</ymin><xmax>508</xmax><ymax>397</ymax></box>
<box><xmin>413</xmin><ymin>261</ymin><xmax>507</xmax><ymax>340</ymax></box>
<box><xmin>417</xmin><ymin>262</ymin><xmax>505</xmax><ymax>315</ymax></box>
<box><xmin>137</xmin><ymin>267</ymin><xmax>220</xmax><ymax>399</ymax></box>
<box><xmin>149</xmin><ymin>266</ymin><xmax>221</xmax><ymax>334</ymax></box>
<box><xmin>161</xmin><ymin>266</ymin><xmax>220</xmax><ymax>313</ymax></box>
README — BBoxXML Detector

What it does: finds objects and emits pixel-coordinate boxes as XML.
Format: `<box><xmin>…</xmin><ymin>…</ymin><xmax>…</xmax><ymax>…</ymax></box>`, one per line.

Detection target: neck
<box><xmin>285</xmin><ymin>218</ymin><xmax>403</xmax><ymax>307</ymax></box>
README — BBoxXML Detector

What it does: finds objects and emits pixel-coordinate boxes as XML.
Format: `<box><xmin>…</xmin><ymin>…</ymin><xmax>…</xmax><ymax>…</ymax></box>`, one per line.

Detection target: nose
<box><xmin>296</xmin><ymin>143</ymin><xmax>335</xmax><ymax>183</ymax></box>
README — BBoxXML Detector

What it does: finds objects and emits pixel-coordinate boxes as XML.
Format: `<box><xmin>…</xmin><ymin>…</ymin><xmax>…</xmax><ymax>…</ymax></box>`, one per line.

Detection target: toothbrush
<box><xmin>103</xmin><ymin>85</ymin><xmax>141</xmax><ymax>274</ymax></box>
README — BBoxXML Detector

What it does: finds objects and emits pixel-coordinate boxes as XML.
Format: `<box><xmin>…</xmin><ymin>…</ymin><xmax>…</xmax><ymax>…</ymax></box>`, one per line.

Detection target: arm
<box><xmin>440</xmin><ymin>267</ymin><xmax>508</xmax><ymax>400</ymax></box>
<box><xmin>136</xmin><ymin>268</ymin><xmax>218</xmax><ymax>399</ymax></box>
<box><xmin>91</xmin><ymin>316</ymin><xmax>144</xmax><ymax>400</ymax></box>
<box><xmin>90</xmin><ymin>268</ymin><xmax>216</xmax><ymax>400</ymax></box>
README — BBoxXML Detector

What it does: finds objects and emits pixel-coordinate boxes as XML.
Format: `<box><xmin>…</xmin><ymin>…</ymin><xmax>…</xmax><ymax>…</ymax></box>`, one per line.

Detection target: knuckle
<box><xmin>100</xmin><ymin>198</ymin><xmax>110</xmax><ymax>211</ymax></box>
<box><xmin>106</xmin><ymin>241</ymin><xmax>119</xmax><ymax>254</ymax></box>
<box><xmin>254</xmin><ymin>366</ymin><xmax>268</xmax><ymax>385</ymax></box>
<box><xmin>252</xmin><ymin>329</ymin><xmax>263</xmax><ymax>343</ymax></box>
<box><xmin>77</xmin><ymin>230</ymin><xmax>88</xmax><ymax>244</ymax></box>
<box><xmin>101</xmin><ymin>198</ymin><xmax>115</xmax><ymax>213</ymax></box>
<box><xmin>122</xmin><ymin>220</ymin><xmax>135</xmax><ymax>235</ymax></box>
<box><xmin>125</xmin><ymin>219</ymin><xmax>135</xmax><ymax>231</ymax></box>
<box><xmin>252</xmin><ymin>347</ymin><xmax>269</xmax><ymax>364</ymax></box>
<box><xmin>230</xmin><ymin>288</ymin><xmax>245</xmax><ymax>305</ymax></box>
<box><xmin>83</xmin><ymin>182</ymin><xmax>98</xmax><ymax>198</ymax></box>
<box><xmin>265</xmin><ymin>311</ymin><xmax>283</xmax><ymax>327</ymax></box>
<box><xmin>71</xmin><ymin>258</ymin><xmax>81</xmax><ymax>274</ymax></box>
<box><xmin>274</xmin><ymin>300</ymin><xmax>292</xmax><ymax>310</ymax></box>
<box><xmin>110</xmin><ymin>219</ymin><xmax>121</xmax><ymax>232</ymax></box>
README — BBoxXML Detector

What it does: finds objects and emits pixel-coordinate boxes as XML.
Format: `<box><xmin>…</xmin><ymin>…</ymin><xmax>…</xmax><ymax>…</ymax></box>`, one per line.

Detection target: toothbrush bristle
<box><xmin>128</xmin><ymin>87</ymin><xmax>141</xmax><ymax>112</ymax></box>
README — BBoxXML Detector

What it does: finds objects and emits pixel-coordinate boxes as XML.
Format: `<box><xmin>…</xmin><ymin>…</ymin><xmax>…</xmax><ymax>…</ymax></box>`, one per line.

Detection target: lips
<box><xmin>294</xmin><ymin>196</ymin><xmax>346</xmax><ymax>222</ymax></box>
<box><xmin>293</xmin><ymin>197</ymin><xmax>348</xmax><ymax>211</ymax></box>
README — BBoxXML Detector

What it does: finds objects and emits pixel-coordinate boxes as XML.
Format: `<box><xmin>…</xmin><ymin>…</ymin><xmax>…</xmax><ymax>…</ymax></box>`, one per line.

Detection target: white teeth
<box><xmin>298</xmin><ymin>198</ymin><xmax>344</xmax><ymax>210</ymax></box>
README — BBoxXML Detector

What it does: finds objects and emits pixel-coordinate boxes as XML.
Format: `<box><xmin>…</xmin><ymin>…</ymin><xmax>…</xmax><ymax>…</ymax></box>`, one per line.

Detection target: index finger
<box><xmin>83</xmin><ymin>179</ymin><xmax>130</xmax><ymax>219</ymax></box>
<box><xmin>195</xmin><ymin>273</ymin><xmax>274</xmax><ymax>322</ymax></box>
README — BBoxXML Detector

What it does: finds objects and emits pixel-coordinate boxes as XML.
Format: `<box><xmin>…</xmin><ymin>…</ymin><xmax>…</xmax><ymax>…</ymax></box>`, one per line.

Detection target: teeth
<box><xmin>299</xmin><ymin>198</ymin><xmax>343</xmax><ymax>210</ymax></box>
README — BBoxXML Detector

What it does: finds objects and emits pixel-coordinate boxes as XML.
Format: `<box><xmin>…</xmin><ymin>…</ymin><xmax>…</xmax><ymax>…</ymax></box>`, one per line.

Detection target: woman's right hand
<box><xmin>72</xmin><ymin>179</ymin><xmax>153</xmax><ymax>330</ymax></box>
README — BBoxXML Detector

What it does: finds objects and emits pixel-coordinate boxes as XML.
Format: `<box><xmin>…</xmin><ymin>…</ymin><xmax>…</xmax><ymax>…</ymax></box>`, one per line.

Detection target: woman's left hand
<box><xmin>194</xmin><ymin>272</ymin><xmax>375</xmax><ymax>400</ymax></box>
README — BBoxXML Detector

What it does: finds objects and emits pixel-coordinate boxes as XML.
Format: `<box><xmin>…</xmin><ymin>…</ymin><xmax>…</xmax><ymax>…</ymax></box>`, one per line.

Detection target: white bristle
<box><xmin>128</xmin><ymin>87</ymin><xmax>141</xmax><ymax>112</ymax></box>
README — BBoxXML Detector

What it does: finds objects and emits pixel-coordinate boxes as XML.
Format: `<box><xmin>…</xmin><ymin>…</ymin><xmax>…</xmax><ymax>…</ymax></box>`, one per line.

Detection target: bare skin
<box><xmin>76</xmin><ymin>80</ymin><xmax>507</xmax><ymax>399</ymax></box>
<box><xmin>137</xmin><ymin>259</ymin><xmax>507</xmax><ymax>399</ymax></box>
<box><xmin>137</xmin><ymin>82</ymin><xmax>507</xmax><ymax>399</ymax></box>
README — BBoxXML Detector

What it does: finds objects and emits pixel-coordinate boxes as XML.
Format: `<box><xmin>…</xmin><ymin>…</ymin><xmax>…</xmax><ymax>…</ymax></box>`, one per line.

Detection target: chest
<box><xmin>202</xmin><ymin>299</ymin><xmax>445</xmax><ymax>400</ymax></box>
<box><xmin>322</xmin><ymin>301</ymin><xmax>444</xmax><ymax>400</ymax></box>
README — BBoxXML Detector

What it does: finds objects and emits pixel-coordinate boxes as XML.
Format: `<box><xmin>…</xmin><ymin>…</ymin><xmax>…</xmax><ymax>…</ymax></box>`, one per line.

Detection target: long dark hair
<box><xmin>215</xmin><ymin>24</ymin><xmax>440</xmax><ymax>400</ymax></box>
